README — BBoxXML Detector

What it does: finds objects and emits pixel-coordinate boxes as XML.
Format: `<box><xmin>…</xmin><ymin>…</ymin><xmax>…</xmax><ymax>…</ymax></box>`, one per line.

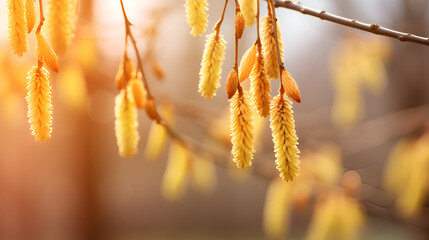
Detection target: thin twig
<box><xmin>269</xmin><ymin>0</ymin><xmax>285</xmax><ymax>94</ymax></box>
<box><xmin>274</xmin><ymin>0</ymin><xmax>429</xmax><ymax>46</ymax></box>
<box><xmin>36</xmin><ymin>0</ymin><xmax>45</xmax><ymax>34</ymax></box>
<box><xmin>214</xmin><ymin>0</ymin><xmax>229</xmax><ymax>34</ymax></box>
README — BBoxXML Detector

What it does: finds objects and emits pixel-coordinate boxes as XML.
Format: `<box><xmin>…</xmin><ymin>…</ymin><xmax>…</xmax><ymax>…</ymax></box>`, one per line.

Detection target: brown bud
<box><xmin>226</xmin><ymin>68</ymin><xmax>238</xmax><ymax>99</ymax></box>
<box><xmin>341</xmin><ymin>170</ymin><xmax>361</xmax><ymax>196</ymax></box>
<box><xmin>115</xmin><ymin>53</ymin><xmax>135</xmax><ymax>90</ymax></box>
<box><xmin>281</xmin><ymin>68</ymin><xmax>301</xmax><ymax>103</ymax></box>
<box><xmin>145</xmin><ymin>98</ymin><xmax>160</xmax><ymax>122</ymax></box>
<box><xmin>151</xmin><ymin>59</ymin><xmax>166</xmax><ymax>80</ymax></box>
<box><xmin>131</xmin><ymin>80</ymin><xmax>146</xmax><ymax>109</ymax></box>
<box><xmin>238</xmin><ymin>44</ymin><xmax>257</xmax><ymax>82</ymax></box>
<box><xmin>235</xmin><ymin>10</ymin><xmax>245</xmax><ymax>39</ymax></box>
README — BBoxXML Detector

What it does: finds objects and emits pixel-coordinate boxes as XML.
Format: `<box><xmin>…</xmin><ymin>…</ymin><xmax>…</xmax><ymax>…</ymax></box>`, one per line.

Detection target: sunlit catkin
<box><xmin>46</xmin><ymin>0</ymin><xmax>78</xmax><ymax>55</ymax></box>
<box><xmin>114</xmin><ymin>90</ymin><xmax>140</xmax><ymax>158</ymax></box>
<box><xmin>270</xmin><ymin>94</ymin><xmax>300</xmax><ymax>181</ymax></box>
<box><xmin>238</xmin><ymin>0</ymin><xmax>256</xmax><ymax>26</ymax></box>
<box><xmin>230</xmin><ymin>89</ymin><xmax>255</xmax><ymax>169</ymax></box>
<box><xmin>199</xmin><ymin>32</ymin><xmax>226</xmax><ymax>98</ymax></box>
<box><xmin>250</xmin><ymin>46</ymin><xmax>271</xmax><ymax>117</ymax></box>
<box><xmin>26</xmin><ymin>65</ymin><xmax>53</xmax><ymax>142</ymax></box>
<box><xmin>185</xmin><ymin>0</ymin><xmax>208</xmax><ymax>36</ymax></box>
<box><xmin>260</xmin><ymin>13</ymin><xmax>284</xmax><ymax>80</ymax></box>
<box><xmin>7</xmin><ymin>0</ymin><xmax>28</xmax><ymax>56</ymax></box>
<box><xmin>162</xmin><ymin>141</ymin><xmax>190</xmax><ymax>201</ymax></box>
<box><xmin>238</xmin><ymin>44</ymin><xmax>257</xmax><ymax>82</ymax></box>
<box><xmin>36</xmin><ymin>33</ymin><xmax>59</xmax><ymax>73</ymax></box>
<box><xmin>25</xmin><ymin>0</ymin><xmax>35</xmax><ymax>33</ymax></box>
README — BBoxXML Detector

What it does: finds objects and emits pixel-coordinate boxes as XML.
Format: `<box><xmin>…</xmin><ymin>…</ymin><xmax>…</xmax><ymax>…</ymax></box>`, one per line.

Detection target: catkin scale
<box><xmin>250</xmin><ymin>47</ymin><xmax>271</xmax><ymax>117</ymax></box>
<box><xmin>226</xmin><ymin>69</ymin><xmax>238</xmax><ymax>99</ymax></box>
<box><xmin>260</xmin><ymin>14</ymin><xmax>284</xmax><ymax>80</ymax></box>
<box><xmin>235</xmin><ymin>10</ymin><xmax>245</xmax><ymax>39</ymax></box>
<box><xmin>25</xmin><ymin>0</ymin><xmax>35</xmax><ymax>33</ymax></box>
<box><xmin>239</xmin><ymin>44</ymin><xmax>257</xmax><ymax>82</ymax></box>
<box><xmin>36</xmin><ymin>33</ymin><xmax>59</xmax><ymax>73</ymax></box>
<box><xmin>185</xmin><ymin>0</ymin><xmax>209</xmax><ymax>36</ymax></box>
<box><xmin>281</xmin><ymin>67</ymin><xmax>301</xmax><ymax>103</ymax></box>
<box><xmin>270</xmin><ymin>94</ymin><xmax>300</xmax><ymax>181</ymax></box>
<box><xmin>230</xmin><ymin>89</ymin><xmax>256</xmax><ymax>169</ymax></box>
<box><xmin>114</xmin><ymin>90</ymin><xmax>140</xmax><ymax>158</ymax></box>
<box><xmin>26</xmin><ymin>66</ymin><xmax>53</xmax><ymax>142</ymax></box>
<box><xmin>7</xmin><ymin>0</ymin><xmax>29</xmax><ymax>56</ymax></box>
<box><xmin>199</xmin><ymin>32</ymin><xmax>227</xmax><ymax>99</ymax></box>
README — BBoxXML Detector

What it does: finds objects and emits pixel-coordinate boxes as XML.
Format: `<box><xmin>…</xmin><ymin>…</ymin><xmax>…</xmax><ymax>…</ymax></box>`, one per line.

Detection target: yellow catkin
<box><xmin>36</xmin><ymin>33</ymin><xmax>59</xmax><ymax>73</ymax></box>
<box><xmin>191</xmin><ymin>154</ymin><xmax>217</xmax><ymax>194</ymax></box>
<box><xmin>185</xmin><ymin>0</ymin><xmax>208</xmax><ymax>36</ymax></box>
<box><xmin>26</xmin><ymin>66</ymin><xmax>53</xmax><ymax>142</ymax></box>
<box><xmin>238</xmin><ymin>0</ymin><xmax>256</xmax><ymax>26</ymax></box>
<box><xmin>114</xmin><ymin>90</ymin><xmax>140</xmax><ymax>158</ymax></box>
<box><xmin>46</xmin><ymin>0</ymin><xmax>78</xmax><ymax>55</ymax></box>
<box><xmin>7</xmin><ymin>0</ymin><xmax>28</xmax><ymax>56</ymax></box>
<box><xmin>162</xmin><ymin>141</ymin><xmax>190</xmax><ymax>201</ymax></box>
<box><xmin>250</xmin><ymin>46</ymin><xmax>271</xmax><ymax>117</ymax></box>
<box><xmin>238</xmin><ymin>44</ymin><xmax>257</xmax><ymax>82</ymax></box>
<box><xmin>230</xmin><ymin>89</ymin><xmax>255</xmax><ymax>169</ymax></box>
<box><xmin>270</xmin><ymin>94</ymin><xmax>300</xmax><ymax>181</ymax></box>
<box><xmin>260</xmin><ymin>13</ymin><xmax>284</xmax><ymax>80</ymax></box>
<box><xmin>263</xmin><ymin>179</ymin><xmax>292</xmax><ymax>239</ymax></box>
<box><xmin>198</xmin><ymin>32</ymin><xmax>227</xmax><ymax>98</ymax></box>
<box><xmin>25</xmin><ymin>0</ymin><xmax>35</xmax><ymax>33</ymax></box>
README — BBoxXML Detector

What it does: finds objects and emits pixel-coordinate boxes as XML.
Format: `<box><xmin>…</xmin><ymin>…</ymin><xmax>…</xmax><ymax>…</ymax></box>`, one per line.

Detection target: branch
<box><xmin>274</xmin><ymin>0</ymin><xmax>429</xmax><ymax>46</ymax></box>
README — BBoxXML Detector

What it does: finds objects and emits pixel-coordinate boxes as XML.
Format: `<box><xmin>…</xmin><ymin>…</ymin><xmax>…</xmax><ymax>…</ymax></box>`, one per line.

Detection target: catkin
<box><xmin>199</xmin><ymin>32</ymin><xmax>227</xmax><ymax>99</ymax></box>
<box><xmin>162</xmin><ymin>141</ymin><xmax>190</xmax><ymax>200</ymax></box>
<box><xmin>114</xmin><ymin>90</ymin><xmax>140</xmax><ymax>158</ymax></box>
<box><xmin>25</xmin><ymin>0</ymin><xmax>35</xmax><ymax>33</ymax></box>
<box><xmin>238</xmin><ymin>0</ymin><xmax>256</xmax><ymax>26</ymax></box>
<box><xmin>230</xmin><ymin>89</ymin><xmax>255</xmax><ymax>169</ymax></box>
<box><xmin>7</xmin><ymin>0</ymin><xmax>28</xmax><ymax>56</ymax></box>
<box><xmin>26</xmin><ymin>66</ymin><xmax>53</xmax><ymax>142</ymax></box>
<box><xmin>36</xmin><ymin>33</ymin><xmax>59</xmax><ymax>73</ymax></box>
<box><xmin>238</xmin><ymin>44</ymin><xmax>257</xmax><ymax>82</ymax></box>
<box><xmin>250</xmin><ymin>47</ymin><xmax>271</xmax><ymax>117</ymax></box>
<box><xmin>270</xmin><ymin>94</ymin><xmax>300</xmax><ymax>181</ymax></box>
<box><xmin>260</xmin><ymin>13</ymin><xmax>284</xmax><ymax>80</ymax></box>
<box><xmin>46</xmin><ymin>0</ymin><xmax>78</xmax><ymax>55</ymax></box>
<box><xmin>185</xmin><ymin>0</ymin><xmax>208</xmax><ymax>36</ymax></box>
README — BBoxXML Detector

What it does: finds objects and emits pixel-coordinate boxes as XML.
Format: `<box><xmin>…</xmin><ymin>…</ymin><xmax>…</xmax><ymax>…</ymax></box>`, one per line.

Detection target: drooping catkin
<box><xmin>198</xmin><ymin>32</ymin><xmax>227</xmax><ymax>98</ymax></box>
<box><xmin>46</xmin><ymin>0</ymin><xmax>78</xmax><ymax>55</ymax></box>
<box><xmin>238</xmin><ymin>0</ymin><xmax>256</xmax><ymax>26</ymax></box>
<box><xmin>36</xmin><ymin>33</ymin><xmax>59</xmax><ymax>73</ymax></box>
<box><xmin>114</xmin><ymin>90</ymin><xmax>140</xmax><ymax>158</ymax></box>
<box><xmin>270</xmin><ymin>94</ymin><xmax>300</xmax><ymax>181</ymax></box>
<box><xmin>7</xmin><ymin>0</ymin><xmax>28</xmax><ymax>56</ymax></box>
<box><xmin>162</xmin><ymin>141</ymin><xmax>190</xmax><ymax>200</ymax></box>
<box><xmin>238</xmin><ymin>44</ymin><xmax>257</xmax><ymax>82</ymax></box>
<box><xmin>260</xmin><ymin>13</ymin><xmax>284</xmax><ymax>80</ymax></box>
<box><xmin>184</xmin><ymin>0</ymin><xmax>208</xmax><ymax>36</ymax></box>
<box><xmin>25</xmin><ymin>0</ymin><xmax>35</xmax><ymax>33</ymax></box>
<box><xmin>250</xmin><ymin>45</ymin><xmax>271</xmax><ymax>117</ymax></box>
<box><xmin>26</xmin><ymin>65</ymin><xmax>53</xmax><ymax>142</ymax></box>
<box><xmin>230</xmin><ymin>89</ymin><xmax>255</xmax><ymax>169</ymax></box>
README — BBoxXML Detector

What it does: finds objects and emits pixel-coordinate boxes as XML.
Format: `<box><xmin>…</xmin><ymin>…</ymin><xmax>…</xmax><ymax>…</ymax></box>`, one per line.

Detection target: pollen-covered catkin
<box><xmin>114</xmin><ymin>90</ymin><xmax>140</xmax><ymax>158</ymax></box>
<box><xmin>239</xmin><ymin>44</ymin><xmax>257</xmax><ymax>82</ymax></box>
<box><xmin>25</xmin><ymin>0</ymin><xmax>35</xmax><ymax>33</ymax></box>
<box><xmin>250</xmin><ymin>46</ymin><xmax>271</xmax><ymax>117</ymax></box>
<box><xmin>260</xmin><ymin>13</ymin><xmax>284</xmax><ymax>80</ymax></box>
<box><xmin>238</xmin><ymin>0</ymin><xmax>256</xmax><ymax>26</ymax></box>
<box><xmin>7</xmin><ymin>0</ymin><xmax>28</xmax><ymax>56</ymax></box>
<box><xmin>46</xmin><ymin>0</ymin><xmax>78</xmax><ymax>55</ymax></box>
<box><xmin>230</xmin><ymin>89</ymin><xmax>255</xmax><ymax>169</ymax></box>
<box><xmin>185</xmin><ymin>0</ymin><xmax>208</xmax><ymax>36</ymax></box>
<box><xmin>36</xmin><ymin>33</ymin><xmax>59</xmax><ymax>73</ymax></box>
<box><xmin>199</xmin><ymin>32</ymin><xmax>227</xmax><ymax>98</ymax></box>
<box><xmin>270</xmin><ymin>94</ymin><xmax>300</xmax><ymax>181</ymax></box>
<box><xmin>26</xmin><ymin>65</ymin><xmax>53</xmax><ymax>142</ymax></box>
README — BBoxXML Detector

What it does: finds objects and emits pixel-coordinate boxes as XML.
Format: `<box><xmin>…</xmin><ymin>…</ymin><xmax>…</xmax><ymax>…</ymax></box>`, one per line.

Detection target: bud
<box><xmin>145</xmin><ymin>97</ymin><xmax>160</xmax><ymax>122</ymax></box>
<box><xmin>131</xmin><ymin>79</ymin><xmax>146</xmax><ymax>109</ymax></box>
<box><xmin>226</xmin><ymin>68</ymin><xmax>238</xmax><ymax>99</ymax></box>
<box><xmin>281</xmin><ymin>68</ymin><xmax>301</xmax><ymax>103</ymax></box>
<box><xmin>235</xmin><ymin>9</ymin><xmax>245</xmax><ymax>39</ymax></box>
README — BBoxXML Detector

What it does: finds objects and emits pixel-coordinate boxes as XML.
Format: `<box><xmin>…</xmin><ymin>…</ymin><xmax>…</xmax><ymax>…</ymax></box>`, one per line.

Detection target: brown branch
<box><xmin>274</xmin><ymin>0</ymin><xmax>429</xmax><ymax>46</ymax></box>
<box><xmin>214</xmin><ymin>0</ymin><xmax>229</xmax><ymax>34</ymax></box>
<box><xmin>36</xmin><ymin>0</ymin><xmax>45</xmax><ymax>34</ymax></box>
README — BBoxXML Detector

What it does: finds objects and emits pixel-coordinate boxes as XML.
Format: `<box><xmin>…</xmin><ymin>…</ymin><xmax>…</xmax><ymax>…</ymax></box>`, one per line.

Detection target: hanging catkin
<box><xmin>25</xmin><ymin>0</ymin><xmax>35</xmax><ymax>33</ymax></box>
<box><xmin>199</xmin><ymin>32</ymin><xmax>226</xmax><ymax>98</ymax></box>
<box><xmin>7</xmin><ymin>0</ymin><xmax>28</xmax><ymax>56</ymax></box>
<box><xmin>260</xmin><ymin>12</ymin><xmax>284</xmax><ymax>80</ymax></box>
<box><xmin>26</xmin><ymin>65</ymin><xmax>53</xmax><ymax>142</ymax></box>
<box><xmin>238</xmin><ymin>0</ymin><xmax>256</xmax><ymax>26</ymax></box>
<box><xmin>185</xmin><ymin>0</ymin><xmax>209</xmax><ymax>36</ymax></box>
<box><xmin>230</xmin><ymin>89</ymin><xmax>255</xmax><ymax>169</ymax></box>
<box><xmin>270</xmin><ymin>94</ymin><xmax>300</xmax><ymax>181</ymax></box>
<box><xmin>250</xmin><ymin>44</ymin><xmax>271</xmax><ymax>117</ymax></box>
<box><xmin>114</xmin><ymin>90</ymin><xmax>140</xmax><ymax>158</ymax></box>
<box><xmin>46</xmin><ymin>0</ymin><xmax>78</xmax><ymax>55</ymax></box>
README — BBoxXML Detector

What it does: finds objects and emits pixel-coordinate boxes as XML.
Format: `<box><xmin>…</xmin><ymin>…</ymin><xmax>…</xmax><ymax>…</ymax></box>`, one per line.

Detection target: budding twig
<box><xmin>269</xmin><ymin>0</ymin><xmax>284</xmax><ymax>94</ymax></box>
<box><xmin>36</xmin><ymin>0</ymin><xmax>44</xmax><ymax>34</ymax></box>
<box><xmin>274</xmin><ymin>0</ymin><xmax>429</xmax><ymax>46</ymax></box>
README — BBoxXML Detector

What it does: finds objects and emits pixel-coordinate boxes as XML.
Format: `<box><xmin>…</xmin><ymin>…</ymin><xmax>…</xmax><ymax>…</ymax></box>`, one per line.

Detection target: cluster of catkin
<box><xmin>7</xmin><ymin>0</ymin><xmax>78</xmax><ymax>142</ymax></box>
<box><xmin>185</xmin><ymin>0</ymin><xmax>302</xmax><ymax>181</ymax></box>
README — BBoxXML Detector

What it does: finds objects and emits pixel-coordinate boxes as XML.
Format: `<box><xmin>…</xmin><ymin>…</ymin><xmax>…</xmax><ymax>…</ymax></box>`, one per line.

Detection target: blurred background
<box><xmin>0</xmin><ymin>0</ymin><xmax>429</xmax><ymax>239</ymax></box>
